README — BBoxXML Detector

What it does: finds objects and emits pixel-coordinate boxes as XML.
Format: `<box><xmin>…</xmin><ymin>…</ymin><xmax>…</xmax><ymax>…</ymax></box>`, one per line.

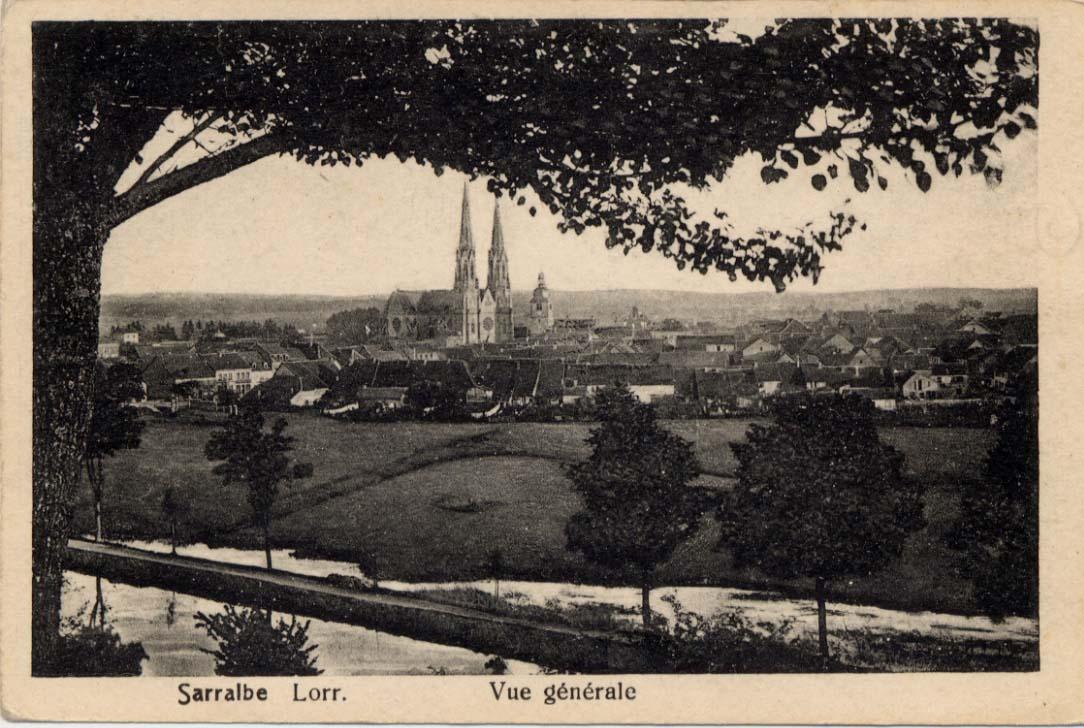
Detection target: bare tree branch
<box><xmin>130</xmin><ymin>112</ymin><xmax>221</xmax><ymax>191</ymax></box>
<box><xmin>107</xmin><ymin>133</ymin><xmax>290</xmax><ymax>228</ymax></box>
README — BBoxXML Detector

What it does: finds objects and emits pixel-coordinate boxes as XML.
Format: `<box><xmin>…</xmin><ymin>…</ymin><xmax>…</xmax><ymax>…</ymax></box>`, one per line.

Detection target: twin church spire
<box><xmin>454</xmin><ymin>182</ymin><xmax>510</xmax><ymax>299</ymax></box>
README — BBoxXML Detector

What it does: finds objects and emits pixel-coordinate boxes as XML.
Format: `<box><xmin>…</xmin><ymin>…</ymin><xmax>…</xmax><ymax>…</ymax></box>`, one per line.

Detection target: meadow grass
<box><xmin>76</xmin><ymin>413</ymin><xmax>995</xmax><ymax>615</ymax></box>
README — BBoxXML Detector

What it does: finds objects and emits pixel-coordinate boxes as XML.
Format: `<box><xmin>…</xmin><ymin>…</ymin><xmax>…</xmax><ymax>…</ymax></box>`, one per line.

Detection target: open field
<box><xmin>75</xmin><ymin>413</ymin><xmax>995</xmax><ymax>615</ymax></box>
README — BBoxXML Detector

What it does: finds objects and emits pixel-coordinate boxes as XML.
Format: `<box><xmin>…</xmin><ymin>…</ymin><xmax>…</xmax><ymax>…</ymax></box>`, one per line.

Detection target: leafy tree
<box><xmin>83</xmin><ymin>362</ymin><xmax>145</xmax><ymax>541</ymax></box>
<box><xmin>947</xmin><ymin>375</ymin><xmax>1038</xmax><ymax>619</ymax></box>
<box><xmin>215</xmin><ymin>382</ymin><xmax>238</xmax><ymax>414</ymax></box>
<box><xmin>326</xmin><ymin>307</ymin><xmax>384</xmax><ymax>345</ymax></box>
<box><xmin>565</xmin><ymin>384</ymin><xmax>701</xmax><ymax>627</ymax></box>
<box><xmin>405</xmin><ymin>380</ymin><xmax>467</xmax><ymax>421</ymax></box>
<box><xmin>30</xmin><ymin>18</ymin><xmax>1037</xmax><ymax>669</ymax></box>
<box><xmin>171</xmin><ymin>379</ymin><xmax>201</xmax><ymax>402</ymax></box>
<box><xmin>716</xmin><ymin>394</ymin><xmax>925</xmax><ymax>665</ymax></box>
<box><xmin>204</xmin><ymin>408</ymin><xmax>312</xmax><ymax>569</ymax></box>
<box><xmin>195</xmin><ymin>604</ymin><xmax>322</xmax><ymax>676</ymax></box>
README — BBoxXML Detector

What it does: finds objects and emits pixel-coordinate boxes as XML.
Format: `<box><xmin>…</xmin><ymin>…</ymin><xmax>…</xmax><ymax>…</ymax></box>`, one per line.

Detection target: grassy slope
<box><xmin>77</xmin><ymin>413</ymin><xmax>992</xmax><ymax>614</ymax></box>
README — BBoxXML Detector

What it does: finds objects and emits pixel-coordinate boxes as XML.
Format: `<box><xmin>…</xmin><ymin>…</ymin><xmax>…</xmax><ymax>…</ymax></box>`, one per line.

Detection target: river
<box><xmin>87</xmin><ymin>540</ymin><xmax>1038</xmax><ymax>647</ymax></box>
<box><xmin>61</xmin><ymin>570</ymin><xmax>539</xmax><ymax>676</ymax></box>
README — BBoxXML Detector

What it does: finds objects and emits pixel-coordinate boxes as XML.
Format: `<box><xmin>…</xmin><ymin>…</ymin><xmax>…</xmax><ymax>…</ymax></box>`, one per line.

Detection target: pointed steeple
<box><xmin>457</xmin><ymin>181</ymin><xmax>474</xmax><ymax>251</ymax></box>
<box><xmin>487</xmin><ymin>201</ymin><xmax>511</xmax><ymax>294</ymax></box>
<box><xmin>454</xmin><ymin>182</ymin><xmax>478</xmax><ymax>291</ymax></box>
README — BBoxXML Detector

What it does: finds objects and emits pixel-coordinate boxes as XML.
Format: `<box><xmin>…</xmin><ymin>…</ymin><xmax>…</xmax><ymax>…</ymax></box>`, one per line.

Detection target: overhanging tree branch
<box><xmin>107</xmin><ymin>133</ymin><xmax>290</xmax><ymax>228</ymax></box>
<box><xmin>130</xmin><ymin>112</ymin><xmax>222</xmax><ymax>191</ymax></box>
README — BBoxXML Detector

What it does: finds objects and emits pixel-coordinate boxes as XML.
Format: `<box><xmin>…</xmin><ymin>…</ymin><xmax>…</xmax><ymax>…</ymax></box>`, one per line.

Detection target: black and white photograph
<box><xmin>4</xmin><ymin>3</ymin><xmax>1077</xmax><ymax>722</ymax></box>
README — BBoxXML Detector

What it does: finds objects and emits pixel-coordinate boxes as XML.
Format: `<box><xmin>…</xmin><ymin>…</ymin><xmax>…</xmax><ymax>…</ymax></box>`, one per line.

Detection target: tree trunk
<box><xmin>94</xmin><ymin>573</ymin><xmax>107</xmax><ymax>628</ymax></box>
<box><xmin>263</xmin><ymin>523</ymin><xmax>273</xmax><ymax>571</ymax></box>
<box><xmin>32</xmin><ymin>211</ymin><xmax>108</xmax><ymax>673</ymax></box>
<box><xmin>493</xmin><ymin>578</ymin><xmax>500</xmax><ymax>602</ymax></box>
<box><xmin>641</xmin><ymin>570</ymin><xmax>653</xmax><ymax>628</ymax></box>
<box><xmin>815</xmin><ymin>576</ymin><xmax>830</xmax><ymax>667</ymax></box>
<box><xmin>170</xmin><ymin>521</ymin><xmax>177</xmax><ymax>555</ymax></box>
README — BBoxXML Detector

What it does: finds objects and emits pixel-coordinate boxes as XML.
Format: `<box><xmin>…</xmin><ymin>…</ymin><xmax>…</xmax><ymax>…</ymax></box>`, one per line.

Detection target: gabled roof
<box><xmin>567</xmin><ymin>363</ymin><xmax>675</xmax><ymax>386</ymax></box>
<box><xmin>416</xmin><ymin>290</ymin><xmax>462</xmax><ymax>314</ymax></box>
<box><xmin>274</xmin><ymin>360</ymin><xmax>339</xmax><ymax>389</ymax></box>
<box><xmin>754</xmin><ymin>363</ymin><xmax>798</xmax><ymax>383</ymax></box>
<box><xmin>685</xmin><ymin>369</ymin><xmax>756</xmax><ymax>398</ymax></box>
<box><xmin>658</xmin><ymin>350</ymin><xmax>735</xmax><ymax>369</ymax></box>
<box><xmin>674</xmin><ymin>334</ymin><xmax>736</xmax><ymax>349</ymax></box>
<box><xmin>384</xmin><ymin>290</ymin><xmax>418</xmax><ymax>315</ymax></box>
<box><xmin>208</xmin><ymin>352</ymin><xmax>257</xmax><ymax>371</ymax></box>
<box><xmin>144</xmin><ymin>354</ymin><xmax>215</xmax><ymax>380</ymax></box>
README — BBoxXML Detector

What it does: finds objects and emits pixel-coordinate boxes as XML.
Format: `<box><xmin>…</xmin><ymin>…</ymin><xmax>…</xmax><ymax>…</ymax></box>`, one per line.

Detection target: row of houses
<box><xmin>104</xmin><ymin>308</ymin><xmax>1037</xmax><ymax>416</ymax></box>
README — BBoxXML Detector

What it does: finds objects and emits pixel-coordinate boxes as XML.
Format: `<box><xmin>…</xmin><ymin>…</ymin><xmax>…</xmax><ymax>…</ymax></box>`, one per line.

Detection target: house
<box><xmin>890</xmin><ymin>351</ymin><xmax>932</xmax><ymax>374</ymax></box>
<box><xmin>592</xmin><ymin>325</ymin><xmax>635</xmax><ymax>341</ymax></box>
<box><xmin>818</xmin><ymin>333</ymin><xmax>856</xmax><ymax>355</ymax></box>
<box><xmin>97</xmin><ymin>340</ymin><xmax>121</xmax><ymax>359</ymax></box>
<box><xmin>741</xmin><ymin>337</ymin><xmax>777</xmax><ymax>358</ymax></box>
<box><xmin>901</xmin><ymin>371</ymin><xmax>941</xmax><ymax>399</ymax></box>
<box><xmin>207</xmin><ymin>352</ymin><xmax>274</xmax><ymax>395</ymax></box>
<box><xmin>356</xmin><ymin>386</ymin><xmax>409</xmax><ymax>410</ymax></box>
<box><xmin>839</xmin><ymin>385</ymin><xmax>899</xmax><ymax>411</ymax></box>
<box><xmin>658</xmin><ymin>350</ymin><xmax>735</xmax><ymax>371</ymax></box>
<box><xmin>930</xmin><ymin>363</ymin><xmax>969</xmax><ymax>394</ymax></box>
<box><xmin>843</xmin><ymin>348</ymin><xmax>879</xmax><ymax>375</ymax></box>
<box><xmin>245</xmin><ymin>360</ymin><xmax>339</xmax><ymax>408</ymax></box>
<box><xmin>119</xmin><ymin>331</ymin><xmax>140</xmax><ymax>344</ymax></box>
<box><xmin>801</xmin><ymin>366</ymin><xmax>849</xmax><ymax>392</ymax></box>
<box><xmin>255</xmin><ymin>342</ymin><xmax>310</xmax><ymax>370</ymax></box>
<box><xmin>958</xmin><ymin>318</ymin><xmax>995</xmax><ymax>336</ymax></box>
<box><xmin>140</xmin><ymin>354</ymin><xmax>216</xmax><ymax>400</ymax></box>
<box><xmin>754</xmin><ymin>363</ymin><xmax>798</xmax><ymax>396</ymax></box>
<box><xmin>674</xmin><ymin>334</ymin><xmax>737</xmax><ymax>352</ymax></box>
<box><xmin>565</xmin><ymin>363</ymin><xmax>676</xmax><ymax>403</ymax></box>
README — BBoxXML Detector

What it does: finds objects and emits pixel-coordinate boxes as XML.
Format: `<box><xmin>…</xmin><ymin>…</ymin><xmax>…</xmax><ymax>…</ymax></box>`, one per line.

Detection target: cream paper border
<box><xmin>2</xmin><ymin>0</ymin><xmax>1082</xmax><ymax>723</ymax></box>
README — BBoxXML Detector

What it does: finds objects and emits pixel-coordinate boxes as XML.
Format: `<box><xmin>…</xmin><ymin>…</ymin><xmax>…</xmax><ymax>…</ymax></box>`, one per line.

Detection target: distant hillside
<box><xmin>101</xmin><ymin>287</ymin><xmax>1037</xmax><ymax>331</ymax></box>
<box><xmin>514</xmin><ymin>287</ymin><xmax>1038</xmax><ymax>325</ymax></box>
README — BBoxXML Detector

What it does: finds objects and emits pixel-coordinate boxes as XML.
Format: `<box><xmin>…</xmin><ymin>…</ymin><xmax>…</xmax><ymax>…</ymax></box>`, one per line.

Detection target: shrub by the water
<box><xmin>195</xmin><ymin>604</ymin><xmax>322</xmax><ymax>676</ymax></box>
<box><xmin>35</xmin><ymin>623</ymin><xmax>148</xmax><ymax>677</ymax></box>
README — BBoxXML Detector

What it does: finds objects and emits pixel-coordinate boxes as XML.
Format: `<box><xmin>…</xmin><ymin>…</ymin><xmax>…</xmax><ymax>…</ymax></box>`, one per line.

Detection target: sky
<box><xmin>102</xmin><ymin>117</ymin><xmax>1038</xmax><ymax>298</ymax></box>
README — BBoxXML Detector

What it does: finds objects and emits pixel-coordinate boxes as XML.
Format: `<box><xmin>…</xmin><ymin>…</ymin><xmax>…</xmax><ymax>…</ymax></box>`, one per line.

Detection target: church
<box><xmin>383</xmin><ymin>184</ymin><xmax>515</xmax><ymax>345</ymax></box>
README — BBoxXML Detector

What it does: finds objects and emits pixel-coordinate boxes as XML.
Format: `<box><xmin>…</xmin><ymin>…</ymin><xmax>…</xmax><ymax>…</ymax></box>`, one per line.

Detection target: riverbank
<box><xmin>66</xmin><ymin>539</ymin><xmax>1038</xmax><ymax>673</ymax></box>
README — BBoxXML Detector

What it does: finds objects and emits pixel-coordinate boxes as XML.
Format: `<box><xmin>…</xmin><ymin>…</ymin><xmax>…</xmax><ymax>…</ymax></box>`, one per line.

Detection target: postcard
<box><xmin>2</xmin><ymin>0</ymin><xmax>1082</xmax><ymax>723</ymax></box>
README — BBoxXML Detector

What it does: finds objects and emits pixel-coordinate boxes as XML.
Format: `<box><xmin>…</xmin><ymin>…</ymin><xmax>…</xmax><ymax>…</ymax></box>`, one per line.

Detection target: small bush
<box><xmin>35</xmin><ymin>624</ymin><xmax>148</xmax><ymax>677</ymax></box>
<box><xmin>650</xmin><ymin>593</ymin><xmax>828</xmax><ymax>673</ymax></box>
<box><xmin>195</xmin><ymin>604</ymin><xmax>323</xmax><ymax>676</ymax></box>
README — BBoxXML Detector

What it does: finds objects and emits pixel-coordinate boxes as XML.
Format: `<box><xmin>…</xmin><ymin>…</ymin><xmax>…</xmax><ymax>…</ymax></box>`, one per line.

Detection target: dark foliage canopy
<box><xmin>84</xmin><ymin>362</ymin><xmax>145</xmax><ymax>465</ymax></box>
<box><xmin>36</xmin><ymin>18</ymin><xmax>1038</xmax><ymax>291</ymax></box>
<box><xmin>717</xmin><ymin>394</ymin><xmax>925</xmax><ymax>581</ymax></box>
<box><xmin>566</xmin><ymin>384</ymin><xmax>702</xmax><ymax>575</ymax></box>
<box><xmin>203</xmin><ymin>409</ymin><xmax>308</xmax><ymax>529</ymax></box>
<box><xmin>326</xmin><ymin>307</ymin><xmax>384</xmax><ymax>345</ymax></box>
<box><xmin>947</xmin><ymin>375</ymin><xmax>1038</xmax><ymax>619</ymax></box>
<box><xmin>33</xmin><ymin>624</ymin><xmax>148</xmax><ymax>677</ymax></box>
